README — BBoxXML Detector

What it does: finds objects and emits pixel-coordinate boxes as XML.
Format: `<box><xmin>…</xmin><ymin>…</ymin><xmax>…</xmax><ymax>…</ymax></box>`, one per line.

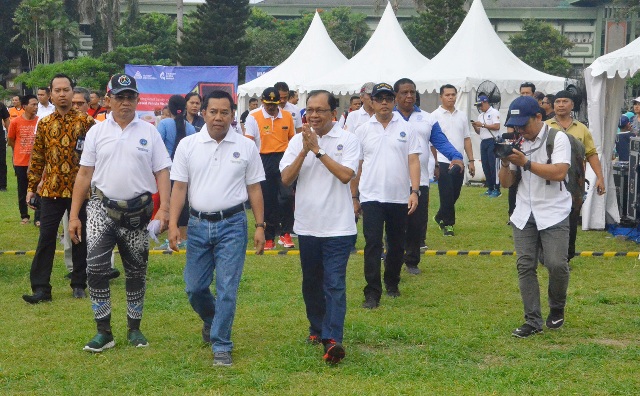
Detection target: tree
<box><xmin>508</xmin><ymin>19</ymin><xmax>574</xmax><ymax>77</ymax></box>
<box><xmin>321</xmin><ymin>7</ymin><xmax>370</xmax><ymax>58</ymax></box>
<box><xmin>12</xmin><ymin>0</ymin><xmax>79</xmax><ymax>70</ymax></box>
<box><xmin>614</xmin><ymin>0</ymin><xmax>640</xmax><ymax>19</ymax></box>
<box><xmin>0</xmin><ymin>0</ymin><xmax>22</xmax><ymax>75</ymax></box>
<box><xmin>403</xmin><ymin>0</ymin><xmax>466</xmax><ymax>58</ymax></box>
<box><xmin>179</xmin><ymin>0</ymin><xmax>251</xmax><ymax>67</ymax></box>
<box><xmin>117</xmin><ymin>13</ymin><xmax>178</xmax><ymax>63</ymax></box>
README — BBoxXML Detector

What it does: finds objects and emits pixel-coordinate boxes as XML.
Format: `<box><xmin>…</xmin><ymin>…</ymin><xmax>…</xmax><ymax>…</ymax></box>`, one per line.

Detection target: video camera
<box><xmin>493</xmin><ymin>132</ymin><xmax>522</xmax><ymax>159</ymax></box>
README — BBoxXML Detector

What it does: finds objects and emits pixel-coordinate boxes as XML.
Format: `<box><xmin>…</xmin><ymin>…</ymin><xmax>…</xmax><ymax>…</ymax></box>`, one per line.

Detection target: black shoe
<box><xmin>511</xmin><ymin>323</ymin><xmax>543</xmax><ymax>338</ymax></box>
<box><xmin>362</xmin><ymin>296</ymin><xmax>379</xmax><ymax>309</ymax></box>
<box><xmin>72</xmin><ymin>288</ymin><xmax>86</xmax><ymax>299</ymax></box>
<box><xmin>386</xmin><ymin>285</ymin><xmax>401</xmax><ymax>298</ymax></box>
<box><xmin>546</xmin><ymin>308</ymin><xmax>565</xmax><ymax>329</ymax></box>
<box><xmin>202</xmin><ymin>324</ymin><xmax>211</xmax><ymax>344</ymax></box>
<box><xmin>322</xmin><ymin>339</ymin><xmax>345</xmax><ymax>364</ymax></box>
<box><xmin>22</xmin><ymin>290</ymin><xmax>52</xmax><ymax>304</ymax></box>
<box><xmin>405</xmin><ymin>265</ymin><xmax>421</xmax><ymax>275</ymax></box>
<box><xmin>109</xmin><ymin>268</ymin><xmax>120</xmax><ymax>280</ymax></box>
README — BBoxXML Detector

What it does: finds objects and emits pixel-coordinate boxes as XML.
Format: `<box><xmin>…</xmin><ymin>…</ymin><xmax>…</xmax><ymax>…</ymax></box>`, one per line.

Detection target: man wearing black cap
<box><xmin>546</xmin><ymin>90</ymin><xmax>605</xmax><ymax>261</ymax></box>
<box><xmin>244</xmin><ymin>87</ymin><xmax>295</xmax><ymax>250</ymax></box>
<box><xmin>69</xmin><ymin>73</ymin><xmax>172</xmax><ymax>352</ymax></box>
<box><xmin>471</xmin><ymin>95</ymin><xmax>502</xmax><ymax>197</ymax></box>
<box><xmin>499</xmin><ymin>96</ymin><xmax>572</xmax><ymax>338</ymax></box>
<box><xmin>23</xmin><ymin>73</ymin><xmax>95</xmax><ymax>304</ymax></box>
<box><xmin>351</xmin><ymin>82</ymin><xmax>421</xmax><ymax>309</ymax></box>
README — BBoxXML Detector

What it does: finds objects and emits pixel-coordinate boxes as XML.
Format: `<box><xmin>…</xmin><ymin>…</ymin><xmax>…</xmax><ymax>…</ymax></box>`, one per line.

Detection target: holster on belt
<box><xmin>94</xmin><ymin>187</ymin><xmax>154</xmax><ymax>230</ymax></box>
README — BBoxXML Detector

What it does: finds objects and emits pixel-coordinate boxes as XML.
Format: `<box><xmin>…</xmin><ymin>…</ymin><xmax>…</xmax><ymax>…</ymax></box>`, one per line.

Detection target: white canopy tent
<box><xmin>411</xmin><ymin>0</ymin><xmax>568</xmax><ymax>182</ymax></box>
<box><xmin>300</xmin><ymin>2</ymin><xmax>430</xmax><ymax>95</ymax></box>
<box><xmin>236</xmin><ymin>11</ymin><xmax>348</xmax><ymax>114</ymax></box>
<box><xmin>583</xmin><ymin>35</ymin><xmax>640</xmax><ymax>229</ymax></box>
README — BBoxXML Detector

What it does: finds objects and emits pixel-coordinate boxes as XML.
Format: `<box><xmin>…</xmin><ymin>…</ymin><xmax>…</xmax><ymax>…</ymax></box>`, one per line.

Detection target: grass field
<box><xmin>0</xmin><ymin>151</ymin><xmax>639</xmax><ymax>395</ymax></box>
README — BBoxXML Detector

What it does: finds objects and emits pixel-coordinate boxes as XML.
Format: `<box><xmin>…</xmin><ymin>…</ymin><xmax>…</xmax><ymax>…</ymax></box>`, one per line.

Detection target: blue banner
<box><xmin>245</xmin><ymin>66</ymin><xmax>274</xmax><ymax>83</ymax></box>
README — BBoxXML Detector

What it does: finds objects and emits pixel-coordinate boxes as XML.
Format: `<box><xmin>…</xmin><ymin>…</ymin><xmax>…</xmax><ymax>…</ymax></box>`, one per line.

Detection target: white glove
<box><xmin>147</xmin><ymin>219</ymin><xmax>161</xmax><ymax>243</ymax></box>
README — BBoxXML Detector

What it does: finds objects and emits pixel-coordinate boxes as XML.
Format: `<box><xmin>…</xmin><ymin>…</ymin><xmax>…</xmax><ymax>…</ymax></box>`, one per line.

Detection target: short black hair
<box><xmin>37</xmin><ymin>87</ymin><xmax>50</xmax><ymax>94</ymax></box>
<box><xmin>49</xmin><ymin>73</ymin><xmax>75</xmax><ymax>90</ymax></box>
<box><xmin>520</xmin><ymin>82</ymin><xmax>536</xmax><ymax>93</ymax></box>
<box><xmin>533</xmin><ymin>91</ymin><xmax>545</xmax><ymax>101</ymax></box>
<box><xmin>394</xmin><ymin>78</ymin><xmax>416</xmax><ymax>93</ymax></box>
<box><xmin>21</xmin><ymin>94</ymin><xmax>37</xmax><ymax>107</ymax></box>
<box><xmin>202</xmin><ymin>90</ymin><xmax>236</xmax><ymax>111</ymax></box>
<box><xmin>545</xmin><ymin>94</ymin><xmax>555</xmax><ymax>104</ymax></box>
<box><xmin>274</xmin><ymin>82</ymin><xmax>289</xmax><ymax>92</ymax></box>
<box><xmin>288</xmin><ymin>90</ymin><xmax>297</xmax><ymax>98</ymax></box>
<box><xmin>439</xmin><ymin>84</ymin><xmax>457</xmax><ymax>95</ymax></box>
<box><xmin>307</xmin><ymin>90</ymin><xmax>338</xmax><ymax>111</ymax></box>
<box><xmin>185</xmin><ymin>92</ymin><xmax>201</xmax><ymax>103</ymax></box>
<box><xmin>248</xmin><ymin>97</ymin><xmax>258</xmax><ymax>104</ymax></box>
<box><xmin>349</xmin><ymin>95</ymin><xmax>360</xmax><ymax>103</ymax></box>
<box><xmin>91</xmin><ymin>90</ymin><xmax>102</xmax><ymax>97</ymax></box>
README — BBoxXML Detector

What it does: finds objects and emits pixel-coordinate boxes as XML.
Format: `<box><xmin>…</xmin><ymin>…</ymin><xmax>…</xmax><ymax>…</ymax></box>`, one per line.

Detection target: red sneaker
<box><xmin>264</xmin><ymin>240</ymin><xmax>275</xmax><ymax>250</ymax></box>
<box><xmin>278</xmin><ymin>233</ymin><xmax>295</xmax><ymax>248</ymax></box>
<box><xmin>322</xmin><ymin>339</ymin><xmax>345</xmax><ymax>364</ymax></box>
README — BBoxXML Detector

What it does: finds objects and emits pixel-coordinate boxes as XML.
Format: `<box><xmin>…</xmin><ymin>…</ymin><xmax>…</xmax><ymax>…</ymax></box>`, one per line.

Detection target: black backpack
<box><xmin>545</xmin><ymin>128</ymin><xmax>587</xmax><ymax>209</ymax></box>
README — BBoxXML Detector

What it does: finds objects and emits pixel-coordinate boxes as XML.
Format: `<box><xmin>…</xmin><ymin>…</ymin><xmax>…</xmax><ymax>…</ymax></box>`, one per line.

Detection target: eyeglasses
<box><xmin>112</xmin><ymin>94</ymin><xmax>138</xmax><ymax>102</ymax></box>
<box><xmin>305</xmin><ymin>108</ymin><xmax>332</xmax><ymax>115</ymax></box>
<box><xmin>373</xmin><ymin>96</ymin><xmax>395</xmax><ymax>103</ymax></box>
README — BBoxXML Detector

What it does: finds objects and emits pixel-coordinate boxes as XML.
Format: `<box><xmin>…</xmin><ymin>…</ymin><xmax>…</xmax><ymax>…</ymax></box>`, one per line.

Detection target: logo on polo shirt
<box><xmin>400</xmin><ymin>132</ymin><xmax>406</xmax><ymax>138</ymax></box>
<box><xmin>397</xmin><ymin>131</ymin><xmax>407</xmax><ymax>143</ymax></box>
<box><xmin>139</xmin><ymin>139</ymin><xmax>148</xmax><ymax>146</ymax></box>
<box><xmin>337</xmin><ymin>144</ymin><xmax>343</xmax><ymax>151</ymax></box>
<box><xmin>233</xmin><ymin>152</ymin><xmax>240</xmax><ymax>158</ymax></box>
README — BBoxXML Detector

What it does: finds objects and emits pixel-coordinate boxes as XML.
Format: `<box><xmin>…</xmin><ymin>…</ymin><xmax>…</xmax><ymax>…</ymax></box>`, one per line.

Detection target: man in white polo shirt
<box><xmin>280</xmin><ymin>90</ymin><xmax>360</xmax><ymax>364</ymax></box>
<box><xmin>498</xmin><ymin>96</ymin><xmax>571</xmax><ymax>338</ymax></box>
<box><xmin>351</xmin><ymin>83</ymin><xmax>421</xmax><ymax>309</ymax></box>
<box><xmin>393</xmin><ymin>78</ymin><xmax>464</xmax><ymax>275</ymax></box>
<box><xmin>70</xmin><ymin>74</ymin><xmax>172</xmax><ymax>352</ymax></box>
<box><xmin>471</xmin><ymin>95</ymin><xmax>502</xmax><ymax>198</ymax></box>
<box><xmin>169</xmin><ymin>90</ymin><xmax>266</xmax><ymax>367</ymax></box>
<box><xmin>432</xmin><ymin>84</ymin><xmax>476</xmax><ymax>237</ymax></box>
<box><xmin>344</xmin><ymin>82</ymin><xmax>375</xmax><ymax>132</ymax></box>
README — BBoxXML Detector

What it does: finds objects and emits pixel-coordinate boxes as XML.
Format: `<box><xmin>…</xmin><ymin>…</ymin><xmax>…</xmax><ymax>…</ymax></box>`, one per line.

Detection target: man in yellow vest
<box><xmin>244</xmin><ymin>87</ymin><xmax>295</xmax><ymax>250</ymax></box>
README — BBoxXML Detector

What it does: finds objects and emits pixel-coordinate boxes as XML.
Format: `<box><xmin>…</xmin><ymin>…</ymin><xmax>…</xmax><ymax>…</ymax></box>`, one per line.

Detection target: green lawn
<box><xmin>0</xmin><ymin>152</ymin><xmax>638</xmax><ymax>395</ymax></box>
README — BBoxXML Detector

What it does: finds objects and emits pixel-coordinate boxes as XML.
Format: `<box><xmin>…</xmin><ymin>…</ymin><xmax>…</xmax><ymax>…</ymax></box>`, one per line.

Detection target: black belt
<box><xmin>189</xmin><ymin>203</ymin><xmax>244</xmax><ymax>222</ymax></box>
<box><xmin>93</xmin><ymin>187</ymin><xmax>152</xmax><ymax>212</ymax></box>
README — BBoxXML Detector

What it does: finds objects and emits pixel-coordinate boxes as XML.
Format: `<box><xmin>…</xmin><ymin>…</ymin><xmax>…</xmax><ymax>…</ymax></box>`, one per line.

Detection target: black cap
<box><xmin>371</xmin><ymin>83</ymin><xmax>395</xmax><ymax>98</ymax></box>
<box><xmin>261</xmin><ymin>87</ymin><xmax>280</xmax><ymax>104</ymax></box>
<box><xmin>109</xmin><ymin>74</ymin><xmax>138</xmax><ymax>95</ymax></box>
<box><xmin>554</xmin><ymin>90</ymin><xmax>573</xmax><ymax>102</ymax></box>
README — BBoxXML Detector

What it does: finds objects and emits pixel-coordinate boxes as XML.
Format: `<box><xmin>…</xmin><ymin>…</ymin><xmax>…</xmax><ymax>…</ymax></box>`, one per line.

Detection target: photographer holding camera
<box><xmin>499</xmin><ymin>96</ymin><xmax>572</xmax><ymax>338</ymax></box>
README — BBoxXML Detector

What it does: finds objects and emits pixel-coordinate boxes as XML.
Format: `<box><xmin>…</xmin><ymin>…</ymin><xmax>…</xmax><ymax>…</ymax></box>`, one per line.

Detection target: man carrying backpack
<box><xmin>499</xmin><ymin>96</ymin><xmax>572</xmax><ymax>338</ymax></box>
<box><xmin>545</xmin><ymin>90</ymin><xmax>605</xmax><ymax>261</ymax></box>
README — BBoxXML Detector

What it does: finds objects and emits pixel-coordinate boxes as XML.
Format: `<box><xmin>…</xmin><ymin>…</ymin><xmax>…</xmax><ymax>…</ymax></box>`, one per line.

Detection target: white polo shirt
<box><xmin>477</xmin><ymin>106</ymin><xmax>501</xmax><ymax>140</ymax></box>
<box><xmin>355</xmin><ymin>113</ymin><xmax>421</xmax><ymax>204</ymax></box>
<box><xmin>37</xmin><ymin>102</ymin><xmax>55</xmax><ymax>118</ymax></box>
<box><xmin>80</xmin><ymin>117</ymin><xmax>172</xmax><ymax>201</ymax></box>
<box><xmin>283</xmin><ymin>102</ymin><xmax>302</xmax><ymax>129</ymax></box>
<box><xmin>432</xmin><ymin>106</ymin><xmax>471</xmax><ymax>164</ymax></box>
<box><xmin>399</xmin><ymin>108</ymin><xmax>439</xmax><ymax>187</ymax></box>
<box><xmin>344</xmin><ymin>106</ymin><xmax>373</xmax><ymax>132</ymax></box>
<box><xmin>171</xmin><ymin>128</ymin><xmax>265</xmax><ymax>212</ymax></box>
<box><xmin>509</xmin><ymin>125</ymin><xmax>571</xmax><ymax>231</ymax></box>
<box><xmin>280</xmin><ymin>122</ymin><xmax>360</xmax><ymax>237</ymax></box>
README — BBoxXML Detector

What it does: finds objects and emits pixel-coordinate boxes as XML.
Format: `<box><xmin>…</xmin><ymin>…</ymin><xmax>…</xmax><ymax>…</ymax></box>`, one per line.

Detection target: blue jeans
<box><xmin>184</xmin><ymin>211</ymin><xmax>248</xmax><ymax>352</ymax></box>
<box><xmin>298</xmin><ymin>234</ymin><xmax>356</xmax><ymax>343</ymax></box>
<box><xmin>480</xmin><ymin>138</ymin><xmax>499</xmax><ymax>191</ymax></box>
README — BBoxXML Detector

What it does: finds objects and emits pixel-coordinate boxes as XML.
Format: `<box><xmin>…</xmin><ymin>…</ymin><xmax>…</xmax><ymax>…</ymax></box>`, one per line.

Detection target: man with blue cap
<box><xmin>498</xmin><ymin>96</ymin><xmax>572</xmax><ymax>338</ymax></box>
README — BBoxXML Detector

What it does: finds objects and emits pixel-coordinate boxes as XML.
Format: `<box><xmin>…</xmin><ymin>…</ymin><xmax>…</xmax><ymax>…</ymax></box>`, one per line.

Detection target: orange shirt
<box><xmin>7</xmin><ymin>115</ymin><xmax>38</xmax><ymax>166</ymax></box>
<box><xmin>9</xmin><ymin>107</ymin><xmax>24</xmax><ymax>120</ymax></box>
<box><xmin>27</xmin><ymin>108</ymin><xmax>95</xmax><ymax>198</ymax></box>
<box><xmin>251</xmin><ymin>110</ymin><xmax>295</xmax><ymax>154</ymax></box>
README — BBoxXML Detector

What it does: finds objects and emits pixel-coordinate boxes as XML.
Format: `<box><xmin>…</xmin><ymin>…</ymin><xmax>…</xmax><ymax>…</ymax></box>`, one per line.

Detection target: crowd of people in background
<box><xmin>2</xmin><ymin>73</ymin><xmax>639</xmax><ymax>366</ymax></box>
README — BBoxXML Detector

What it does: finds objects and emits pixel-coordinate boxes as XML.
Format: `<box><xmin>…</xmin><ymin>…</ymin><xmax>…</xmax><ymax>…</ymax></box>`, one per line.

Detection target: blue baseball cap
<box><xmin>619</xmin><ymin>115</ymin><xmax>630</xmax><ymax>129</ymax></box>
<box><xmin>475</xmin><ymin>95</ymin><xmax>489</xmax><ymax>106</ymax></box>
<box><xmin>505</xmin><ymin>96</ymin><xmax>541</xmax><ymax>127</ymax></box>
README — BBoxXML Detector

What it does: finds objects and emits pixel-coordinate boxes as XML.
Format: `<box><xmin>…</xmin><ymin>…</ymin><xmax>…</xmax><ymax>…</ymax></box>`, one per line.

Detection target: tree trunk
<box><xmin>54</xmin><ymin>29</ymin><xmax>64</xmax><ymax>62</ymax></box>
<box><xmin>177</xmin><ymin>0</ymin><xmax>183</xmax><ymax>65</ymax></box>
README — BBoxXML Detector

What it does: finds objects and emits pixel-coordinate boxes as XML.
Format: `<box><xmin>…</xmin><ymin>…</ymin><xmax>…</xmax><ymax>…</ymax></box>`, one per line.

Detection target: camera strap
<box><xmin>520</xmin><ymin>125</ymin><xmax>549</xmax><ymax>156</ymax></box>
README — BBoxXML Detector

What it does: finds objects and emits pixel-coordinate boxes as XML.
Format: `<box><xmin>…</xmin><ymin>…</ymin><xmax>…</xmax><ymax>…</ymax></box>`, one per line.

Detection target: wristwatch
<box><xmin>411</xmin><ymin>189</ymin><xmax>421</xmax><ymax>197</ymax></box>
<box><xmin>255</xmin><ymin>222</ymin><xmax>266</xmax><ymax>229</ymax></box>
<box><xmin>315</xmin><ymin>149</ymin><xmax>326</xmax><ymax>159</ymax></box>
<box><xmin>523</xmin><ymin>160</ymin><xmax>532</xmax><ymax>172</ymax></box>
